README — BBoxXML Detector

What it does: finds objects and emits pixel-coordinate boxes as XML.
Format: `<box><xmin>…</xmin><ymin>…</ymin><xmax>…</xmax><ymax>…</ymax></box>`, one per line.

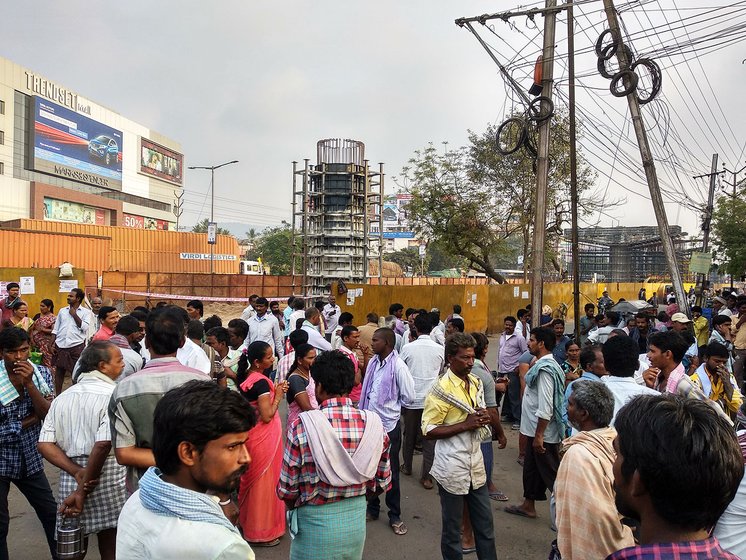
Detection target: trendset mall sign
<box><xmin>25</xmin><ymin>71</ymin><xmax>92</xmax><ymax>115</ymax></box>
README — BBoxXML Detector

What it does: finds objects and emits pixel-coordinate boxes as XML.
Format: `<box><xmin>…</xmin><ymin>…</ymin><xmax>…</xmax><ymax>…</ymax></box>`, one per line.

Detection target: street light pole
<box><xmin>188</xmin><ymin>160</ymin><xmax>239</xmax><ymax>274</ymax></box>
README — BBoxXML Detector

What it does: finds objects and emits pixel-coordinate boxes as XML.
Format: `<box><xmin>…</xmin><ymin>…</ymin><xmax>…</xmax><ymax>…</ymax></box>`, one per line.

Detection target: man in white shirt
<box><xmin>288</xmin><ymin>298</ymin><xmax>307</xmax><ymax>334</ymax></box>
<box><xmin>600</xmin><ymin>335</ymin><xmax>658</xmax><ymax>425</ymax></box>
<box><xmin>86</xmin><ymin>296</ymin><xmax>103</xmax><ymax>342</ymax></box>
<box><xmin>515</xmin><ymin>309</ymin><xmax>531</xmax><ymax>340</ymax></box>
<box><xmin>586</xmin><ymin>311</ymin><xmax>620</xmax><ymax>346</ymax></box>
<box><xmin>301</xmin><ymin>308</ymin><xmax>332</xmax><ymax>352</ymax></box>
<box><xmin>429</xmin><ymin>310</ymin><xmax>446</xmax><ymax>346</ymax></box>
<box><xmin>330</xmin><ymin>312</ymin><xmax>354</xmax><ymax>350</ymax></box>
<box><xmin>400</xmin><ymin>313</ymin><xmax>444</xmax><ymax>489</ymax></box>
<box><xmin>245</xmin><ymin>297</ymin><xmax>284</xmax><ymax>359</ymax></box>
<box><xmin>321</xmin><ymin>295</ymin><xmax>341</xmax><ymax>343</ymax></box>
<box><xmin>116</xmin><ymin>381</ymin><xmax>255</xmax><ymax>560</ymax></box>
<box><xmin>240</xmin><ymin>294</ymin><xmax>259</xmax><ymax>323</ymax></box>
<box><xmin>52</xmin><ymin>288</ymin><xmax>94</xmax><ymax>395</ymax></box>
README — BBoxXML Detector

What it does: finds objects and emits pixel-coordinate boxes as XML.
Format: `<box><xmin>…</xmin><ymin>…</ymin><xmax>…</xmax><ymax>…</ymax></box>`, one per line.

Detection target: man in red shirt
<box><xmin>92</xmin><ymin>307</ymin><xmax>121</xmax><ymax>342</ymax></box>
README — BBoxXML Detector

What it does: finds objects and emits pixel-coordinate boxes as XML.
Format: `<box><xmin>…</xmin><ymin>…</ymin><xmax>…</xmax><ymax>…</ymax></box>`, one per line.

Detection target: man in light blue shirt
<box><xmin>245</xmin><ymin>297</ymin><xmax>284</xmax><ymax>358</ymax></box>
<box><xmin>360</xmin><ymin>328</ymin><xmax>415</xmax><ymax>535</ymax></box>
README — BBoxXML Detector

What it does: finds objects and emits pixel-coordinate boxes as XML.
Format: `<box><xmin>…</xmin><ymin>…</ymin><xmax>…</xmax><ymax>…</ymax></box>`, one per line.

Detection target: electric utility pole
<box><xmin>692</xmin><ymin>153</ymin><xmax>719</xmax><ymax>306</ymax></box>
<box><xmin>567</xmin><ymin>1</ymin><xmax>581</xmax><ymax>339</ymax></box>
<box><xmin>602</xmin><ymin>0</ymin><xmax>689</xmax><ymax>315</ymax></box>
<box><xmin>528</xmin><ymin>0</ymin><xmax>559</xmax><ymax>329</ymax></box>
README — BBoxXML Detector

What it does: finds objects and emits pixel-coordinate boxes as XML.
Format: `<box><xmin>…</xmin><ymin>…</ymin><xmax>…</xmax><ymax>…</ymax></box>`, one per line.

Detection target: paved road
<box><xmin>8</xmin><ymin>336</ymin><xmax>556</xmax><ymax>559</ymax></box>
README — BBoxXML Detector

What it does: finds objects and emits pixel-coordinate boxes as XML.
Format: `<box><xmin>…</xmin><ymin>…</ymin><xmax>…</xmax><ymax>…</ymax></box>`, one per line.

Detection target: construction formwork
<box><xmin>291</xmin><ymin>139</ymin><xmax>384</xmax><ymax>297</ymax></box>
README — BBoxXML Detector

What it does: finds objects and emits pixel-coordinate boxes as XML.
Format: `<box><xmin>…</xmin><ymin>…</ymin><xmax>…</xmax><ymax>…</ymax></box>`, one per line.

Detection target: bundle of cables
<box><xmin>595</xmin><ymin>29</ymin><xmax>662</xmax><ymax>104</ymax></box>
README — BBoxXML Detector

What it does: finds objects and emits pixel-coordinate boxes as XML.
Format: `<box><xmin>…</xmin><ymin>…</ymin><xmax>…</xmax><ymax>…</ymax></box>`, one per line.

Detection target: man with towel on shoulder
<box><xmin>278</xmin><ymin>350</ymin><xmax>391</xmax><ymax>560</ymax></box>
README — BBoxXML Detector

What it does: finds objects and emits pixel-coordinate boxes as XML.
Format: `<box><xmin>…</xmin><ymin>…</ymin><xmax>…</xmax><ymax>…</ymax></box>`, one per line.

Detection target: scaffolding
<box><xmin>291</xmin><ymin>139</ymin><xmax>384</xmax><ymax>297</ymax></box>
<box><xmin>560</xmin><ymin>226</ymin><xmax>699</xmax><ymax>283</ymax></box>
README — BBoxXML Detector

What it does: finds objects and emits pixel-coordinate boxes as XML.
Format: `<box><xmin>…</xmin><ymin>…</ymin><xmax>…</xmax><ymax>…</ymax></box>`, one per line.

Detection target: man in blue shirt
<box><xmin>0</xmin><ymin>328</ymin><xmax>58</xmax><ymax>560</ymax></box>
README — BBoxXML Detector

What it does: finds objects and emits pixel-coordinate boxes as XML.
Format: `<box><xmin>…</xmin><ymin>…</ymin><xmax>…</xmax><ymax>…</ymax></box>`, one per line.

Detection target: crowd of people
<box><xmin>1</xmin><ymin>286</ymin><xmax>746</xmax><ymax>560</ymax></box>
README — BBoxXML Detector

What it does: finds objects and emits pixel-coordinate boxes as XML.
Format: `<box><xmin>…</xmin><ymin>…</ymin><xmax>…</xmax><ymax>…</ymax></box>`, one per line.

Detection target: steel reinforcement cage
<box><xmin>291</xmin><ymin>139</ymin><xmax>384</xmax><ymax>297</ymax></box>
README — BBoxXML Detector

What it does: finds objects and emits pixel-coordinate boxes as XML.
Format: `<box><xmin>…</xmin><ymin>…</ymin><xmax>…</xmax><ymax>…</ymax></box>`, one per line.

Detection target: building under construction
<box><xmin>291</xmin><ymin>139</ymin><xmax>384</xmax><ymax>297</ymax></box>
<box><xmin>560</xmin><ymin>226</ymin><xmax>699</xmax><ymax>283</ymax></box>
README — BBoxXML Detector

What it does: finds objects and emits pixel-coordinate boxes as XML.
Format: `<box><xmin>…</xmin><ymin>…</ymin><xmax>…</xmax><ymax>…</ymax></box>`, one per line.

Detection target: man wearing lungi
<box><xmin>38</xmin><ymin>341</ymin><xmax>127</xmax><ymax>560</ymax></box>
<box><xmin>51</xmin><ymin>288</ymin><xmax>93</xmax><ymax>395</ymax></box>
<box><xmin>278</xmin><ymin>350</ymin><xmax>391</xmax><ymax>560</ymax></box>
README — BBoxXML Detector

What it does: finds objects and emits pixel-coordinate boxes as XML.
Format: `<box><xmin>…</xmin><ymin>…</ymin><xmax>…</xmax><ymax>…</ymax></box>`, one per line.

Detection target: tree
<box><xmin>712</xmin><ymin>182</ymin><xmax>746</xmax><ymax>278</ymax></box>
<box><xmin>386</xmin><ymin>247</ymin><xmax>428</xmax><ymax>276</ymax></box>
<box><xmin>191</xmin><ymin>219</ymin><xmax>232</xmax><ymax>236</ymax></box>
<box><xmin>399</xmin><ymin>113</ymin><xmax>603</xmax><ymax>283</ymax></box>
<box><xmin>248</xmin><ymin>222</ymin><xmax>298</xmax><ymax>275</ymax></box>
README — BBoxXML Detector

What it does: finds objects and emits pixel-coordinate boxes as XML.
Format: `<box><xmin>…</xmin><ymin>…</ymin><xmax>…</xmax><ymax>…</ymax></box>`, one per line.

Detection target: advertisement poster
<box><xmin>32</xmin><ymin>97</ymin><xmax>123</xmax><ymax>190</ymax></box>
<box><xmin>44</xmin><ymin>198</ymin><xmax>106</xmax><ymax>225</ymax></box>
<box><xmin>139</xmin><ymin>138</ymin><xmax>183</xmax><ymax>186</ymax></box>
<box><xmin>59</xmin><ymin>279</ymin><xmax>79</xmax><ymax>293</ymax></box>
<box><xmin>19</xmin><ymin>277</ymin><xmax>35</xmax><ymax>295</ymax></box>
<box><xmin>123</xmin><ymin>213</ymin><xmax>172</xmax><ymax>231</ymax></box>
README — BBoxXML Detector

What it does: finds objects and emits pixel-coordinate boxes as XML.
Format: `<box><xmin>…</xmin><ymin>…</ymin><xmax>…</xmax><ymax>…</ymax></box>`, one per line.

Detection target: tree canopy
<box><xmin>190</xmin><ymin>219</ymin><xmax>232</xmax><ymax>236</ymax></box>
<box><xmin>712</xmin><ymin>182</ymin><xmax>746</xmax><ymax>278</ymax></box>
<box><xmin>398</xmin><ymin>114</ymin><xmax>600</xmax><ymax>283</ymax></box>
<box><xmin>246</xmin><ymin>222</ymin><xmax>297</xmax><ymax>275</ymax></box>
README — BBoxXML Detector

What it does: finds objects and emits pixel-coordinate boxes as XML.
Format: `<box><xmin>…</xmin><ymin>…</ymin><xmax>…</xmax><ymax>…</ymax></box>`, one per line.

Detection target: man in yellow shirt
<box><xmin>691</xmin><ymin>341</ymin><xmax>743</xmax><ymax>421</ymax></box>
<box><xmin>422</xmin><ymin>333</ymin><xmax>501</xmax><ymax>560</ymax></box>
<box><xmin>691</xmin><ymin>306</ymin><xmax>710</xmax><ymax>351</ymax></box>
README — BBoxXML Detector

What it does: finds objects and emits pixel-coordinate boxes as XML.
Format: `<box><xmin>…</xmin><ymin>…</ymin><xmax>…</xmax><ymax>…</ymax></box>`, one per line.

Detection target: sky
<box><xmin>5</xmin><ymin>0</ymin><xmax>746</xmax><ymax>239</ymax></box>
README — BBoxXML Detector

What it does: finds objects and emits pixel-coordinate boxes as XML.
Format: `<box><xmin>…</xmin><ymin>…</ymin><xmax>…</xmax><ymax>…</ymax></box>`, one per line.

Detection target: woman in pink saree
<box><xmin>238</xmin><ymin>341</ymin><xmax>289</xmax><ymax>547</ymax></box>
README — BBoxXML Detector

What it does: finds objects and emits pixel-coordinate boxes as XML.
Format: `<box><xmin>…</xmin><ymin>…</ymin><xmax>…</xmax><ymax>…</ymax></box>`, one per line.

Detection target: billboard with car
<box><xmin>31</xmin><ymin>97</ymin><xmax>123</xmax><ymax>190</ymax></box>
<box><xmin>139</xmin><ymin>138</ymin><xmax>183</xmax><ymax>186</ymax></box>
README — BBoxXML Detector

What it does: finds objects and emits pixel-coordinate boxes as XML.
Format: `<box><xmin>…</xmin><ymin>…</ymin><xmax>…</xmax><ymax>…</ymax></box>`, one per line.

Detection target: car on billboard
<box><xmin>88</xmin><ymin>135</ymin><xmax>120</xmax><ymax>166</ymax></box>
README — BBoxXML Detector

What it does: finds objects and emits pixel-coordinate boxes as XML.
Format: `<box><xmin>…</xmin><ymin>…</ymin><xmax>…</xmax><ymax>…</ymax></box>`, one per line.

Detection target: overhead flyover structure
<box><xmin>292</xmin><ymin>139</ymin><xmax>384</xmax><ymax>297</ymax></box>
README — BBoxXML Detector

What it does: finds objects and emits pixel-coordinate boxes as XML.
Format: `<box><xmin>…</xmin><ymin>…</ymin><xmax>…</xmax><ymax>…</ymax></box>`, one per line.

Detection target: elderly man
<box><xmin>116</xmin><ymin>381</ymin><xmax>256</xmax><ymax>559</ymax></box>
<box><xmin>422</xmin><ymin>332</ymin><xmax>499</xmax><ymax>560</ymax></box>
<box><xmin>278</xmin><ymin>350</ymin><xmax>391</xmax><ymax>560</ymax></box>
<box><xmin>555</xmin><ymin>380</ymin><xmax>634</xmax><ymax>559</ymax></box>
<box><xmin>607</xmin><ymin>395</ymin><xmax>742</xmax><ymax>559</ymax></box>
<box><xmin>38</xmin><ymin>341</ymin><xmax>127</xmax><ymax>560</ymax></box>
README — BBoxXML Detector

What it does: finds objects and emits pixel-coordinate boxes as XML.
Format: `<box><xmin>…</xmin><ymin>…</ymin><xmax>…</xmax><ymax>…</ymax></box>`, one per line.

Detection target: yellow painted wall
<box><xmin>336</xmin><ymin>281</ymin><xmax>697</xmax><ymax>334</ymax></box>
<box><xmin>0</xmin><ymin>267</ymin><xmax>87</xmax><ymax>317</ymax></box>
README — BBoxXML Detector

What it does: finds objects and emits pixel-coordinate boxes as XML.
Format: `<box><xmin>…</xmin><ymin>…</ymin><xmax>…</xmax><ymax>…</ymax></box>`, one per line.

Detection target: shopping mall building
<box><xmin>0</xmin><ymin>55</ymin><xmax>181</xmax><ymax>230</ymax></box>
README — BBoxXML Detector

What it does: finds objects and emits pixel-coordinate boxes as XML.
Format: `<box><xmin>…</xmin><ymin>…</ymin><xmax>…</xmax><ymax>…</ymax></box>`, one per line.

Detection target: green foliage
<box><xmin>712</xmin><ymin>185</ymin><xmax>746</xmax><ymax>277</ymax></box>
<box><xmin>191</xmin><ymin>219</ymin><xmax>232</xmax><ymax>236</ymax></box>
<box><xmin>247</xmin><ymin>222</ymin><xmax>298</xmax><ymax>276</ymax></box>
<box><xmin>398</xmin><ymin>114</ymin><xmax>599</xmax><ymax>282</ymax></box>
<box><xmin>385</xmin><ymin>247</ymin><xmax>428</xmax><ymax>275</ymax></box>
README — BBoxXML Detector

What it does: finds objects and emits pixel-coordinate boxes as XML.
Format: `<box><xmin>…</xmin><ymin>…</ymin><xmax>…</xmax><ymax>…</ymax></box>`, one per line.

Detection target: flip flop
<box><xmin>503</xmin><ymin>505</ymin><xmax>537</xmax><ymax>519</ymax></box>
<box><xmin>462</xmin><ymin>547</ymin><xmax>477</xmax><ymax>554</ymax></box>
<box><xmin>390</xmin><ymin>521</ymin><xmax>408</xmax><ymax>535</ymax></box>
<box><xmin>490</xmin><ymin>490</ymin><xmax>509</xmax><ymax>501</ymax></box>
